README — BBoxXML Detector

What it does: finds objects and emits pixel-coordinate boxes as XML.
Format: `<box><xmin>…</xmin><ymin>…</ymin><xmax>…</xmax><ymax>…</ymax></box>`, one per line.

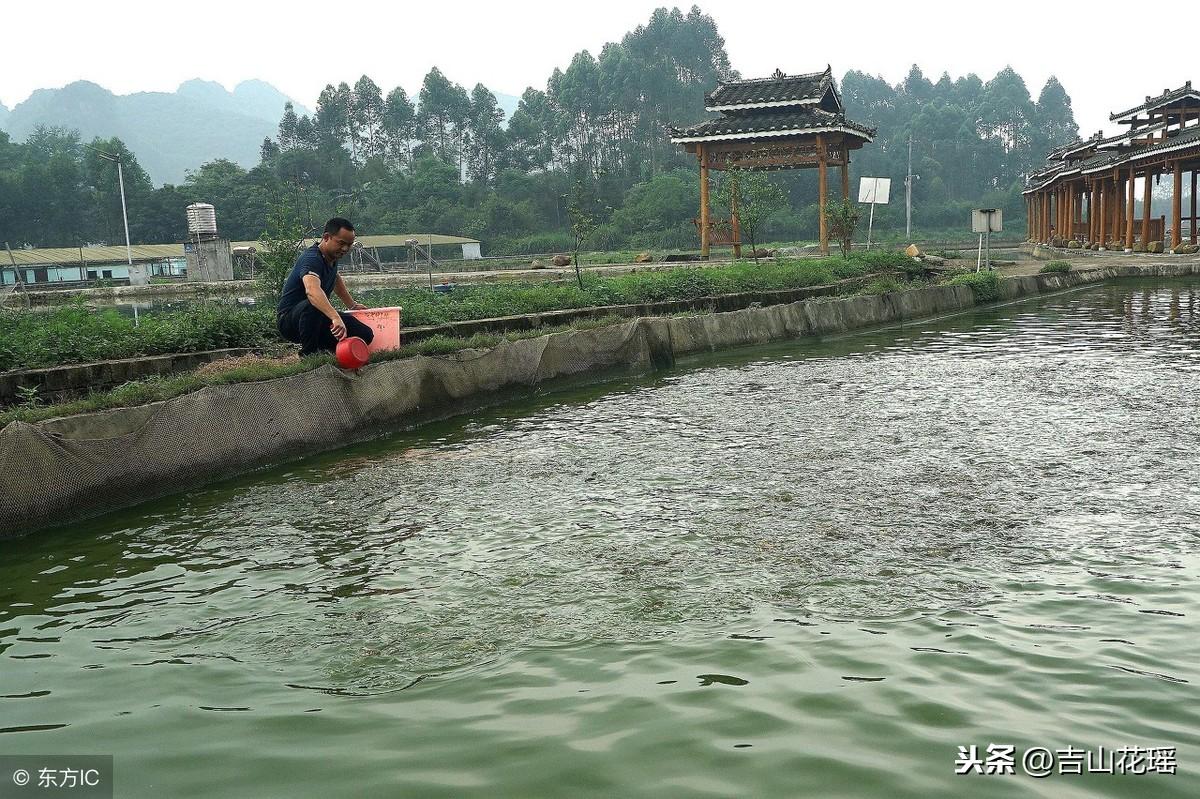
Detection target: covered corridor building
<box><xmin>1025</xmin><ymin>81</ymin><xmax>1200</xmax><ymax>251</ymax></box>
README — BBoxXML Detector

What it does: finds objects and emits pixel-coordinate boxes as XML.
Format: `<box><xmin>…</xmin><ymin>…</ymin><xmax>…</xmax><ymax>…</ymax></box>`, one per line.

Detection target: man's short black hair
<box><xmin>324</xmin><ymin>218</ymin><xmax>355</xmax><ymax>236</ymax></box>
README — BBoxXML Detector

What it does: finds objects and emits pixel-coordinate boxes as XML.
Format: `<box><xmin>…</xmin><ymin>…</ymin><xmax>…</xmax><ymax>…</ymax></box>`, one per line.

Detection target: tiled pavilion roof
<box><xmin>670</xmin><ymin>106</ymin><xmax>875</xmax><ymax>142</ymax></box>
<box><xmin>705</xmin><ymin>67</ymin><xmax>835</xmax><ymax>110</ymax></box>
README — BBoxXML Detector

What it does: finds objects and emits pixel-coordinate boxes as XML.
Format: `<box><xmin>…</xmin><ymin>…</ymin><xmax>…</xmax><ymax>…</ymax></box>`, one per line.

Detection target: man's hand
<box><xmin>348</xmin><ymin>302</ymin><xmax>368</xmax><ymax>311</ymax></box>
<box><xmin>329</xmin><ymin>316</ymin><xmax>347</xmax><ymax>340</ymax></box>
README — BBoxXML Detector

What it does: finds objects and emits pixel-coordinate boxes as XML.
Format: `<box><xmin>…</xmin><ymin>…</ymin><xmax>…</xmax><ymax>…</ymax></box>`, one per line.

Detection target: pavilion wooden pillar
<box><xmin>1052</xmin><ymin>188</ymin><xmax>1058</xmax><ymax>240</ymax></box>
<box><xmin>1066</xmin><ymin>186</ymin><xmax>1072</xmax><ymax>240</ymax></box>
<box><xmin>1061</xmin><ymin>186</ymin><xmax>1069</xmax><ymax>240</ymax></box>
<box><xmin>817</xmin><ymin>135</ymin><xmax>829</xmax><ymax>256</ymax></box>
<box><xmin>1065</xmin><ymin>184</ymin><xmax>1075</xmax><ymax>237</ymax></box>
<box><xmin>1074</xmin><ymin>185</ymin><xmax>1082</xmax><ymax>242</ymax></box>
<box><xmin>1053</xmin><ymin>188</ymin><xmax>1059</xmax><ymax>240</ymax></box>
<box><xmin>1111</xmin><ymin>176</ymin><xmax>1122</xmax><ymax>247</ymax></box>
<box><xmin>1099</xmin><ymin>180</ymin><xmax>1109</xmax><ymax>246</ymax></box>
<box><xmin>1126</xmin><ymin>167</ymin><xmax>1137</xmax><ymax>250</ymax></box>
<box><xmin>1085</xmin><ymin>183</ymin><xmax>1093</xmax><ymax>242</ymax></box>
<box><xmin>1094</xmin><ymin>182</ymin><xmax>1100</xmax><ymax>242</ymax></box>
<box><xmin>1046</xmin><ymin>190</ymin><xmax>1053</xmax><ymax>241</ymax></box>
<box><xmin>698</xmin><ymin>144</ymin><xmax>710</xmax><ymax>259</ymax></box>
<box><xmin>840</xmin><ymin>143</ymin><xmax>850</xmax><ymax>201</ymax></box>
<box><xmin>730</xmin><ymin>185</ymin><xmax>742</xmax><ymax>259</ymax></box>
<box><xmin>1172</xmin><ymin>160</ymin><xmax>1183</xmax><ymax>249</ymax></box>
<box><xmin>1191</xmin><ymin>169</ymin><xmax>1198</xmax><ymax>244</ymax></box>
<box><xmin>1141</xmin><ymin>169</ymin><xmax>1153</xmax><ymax>245</ymax></box>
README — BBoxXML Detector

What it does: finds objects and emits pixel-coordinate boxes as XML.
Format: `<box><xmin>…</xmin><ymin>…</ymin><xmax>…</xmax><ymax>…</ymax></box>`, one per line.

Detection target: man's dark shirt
<box><xmin>277</xmin><ymin>243</ymin><xmax>338</xmax><ymax>316</ymax></box>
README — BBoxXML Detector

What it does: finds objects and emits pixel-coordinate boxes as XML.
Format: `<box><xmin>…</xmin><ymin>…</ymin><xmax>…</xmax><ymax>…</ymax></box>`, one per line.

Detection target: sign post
<box><xmin>858</xmin><ymin>178</ymin><xmax>891</xmax><ymax>250</ymax></box>
<box><xmin>971</xmin><ymin>209</ymin><xmax>1004</xmax><ymax>271</ymax></box>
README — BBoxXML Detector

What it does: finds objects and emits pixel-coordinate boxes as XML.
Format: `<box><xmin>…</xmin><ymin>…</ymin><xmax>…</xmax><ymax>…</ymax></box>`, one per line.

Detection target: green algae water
<box><xmin>2</xmin><ymin>278</ymin><xmax>1198</xmax><ymax>798</ymax></box>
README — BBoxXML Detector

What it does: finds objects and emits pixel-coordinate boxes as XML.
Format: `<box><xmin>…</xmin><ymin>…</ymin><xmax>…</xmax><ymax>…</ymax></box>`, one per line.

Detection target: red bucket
<box><xmin>335</xmin><ymin>336</ymin><xmax>370</xmax><ymax>369</ymax></box>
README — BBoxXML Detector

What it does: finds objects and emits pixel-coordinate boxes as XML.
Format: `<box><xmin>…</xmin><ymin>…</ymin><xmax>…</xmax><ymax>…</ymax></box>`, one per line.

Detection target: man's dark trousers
<box><xmin>277</xmin><ymin>299</ymin><xmax>375</xmax><ymax>356</ymax></box>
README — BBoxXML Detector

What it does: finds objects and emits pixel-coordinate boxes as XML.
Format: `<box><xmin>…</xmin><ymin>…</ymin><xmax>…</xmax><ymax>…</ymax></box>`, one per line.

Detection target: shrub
<box><xmin>1039</xmin><ymin>260</ymin><xmax>1071</xmax><ymax>274</ymax></box>
<box><xmin>488</xmin><ymin>232</ymin><xmax>574</xmax><ymax>256</ymax></box>
<box><xmin>0</xmin><ymin>301</ymin><xmax>276</xmax><ymax>372</ymax></box>
<box><xmin>861</xmin><ymin>276</ymin><xmax>908</xmax><ymax>295</ymax></box>
<box><xmin>947</xmin><ymin>270</ymin><xmax>1002</xmax><ymax>302</ymax></box>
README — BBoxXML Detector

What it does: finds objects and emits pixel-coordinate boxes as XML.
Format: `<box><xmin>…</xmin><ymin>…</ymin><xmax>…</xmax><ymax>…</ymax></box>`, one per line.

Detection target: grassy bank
<box><xmin>0</xmin><ymin>315</ymin><xmax>632</xmax><ymax>427</ymax></box>
<box><xmin>3</xmin><ymin>252</ymin><xmax>910</xmax><ymax>372</ymax></box>
<box><xmin>362</xmin><ymin>251</ymin><xmax>909</xmax><ymax>325</ymax></box>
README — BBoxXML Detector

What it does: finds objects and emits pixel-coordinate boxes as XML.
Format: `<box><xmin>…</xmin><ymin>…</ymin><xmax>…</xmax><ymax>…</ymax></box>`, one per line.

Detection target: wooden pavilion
<box><xmin>1025</xmin><ymin>81</ymin><xmax>1200</xmax><ymax>251</ymax></box>
<box><xmin>670</xmin><ymin>67</ymin><xmax>876</xmax><ymax>257</ymax></box>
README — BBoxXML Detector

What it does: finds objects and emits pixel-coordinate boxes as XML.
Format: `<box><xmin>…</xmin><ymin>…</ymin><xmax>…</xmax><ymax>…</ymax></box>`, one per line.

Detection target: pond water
<box><xmin>2</xmin><ymin>279</ymin><xmax>1198</xmax><ymax>797</ymax></box>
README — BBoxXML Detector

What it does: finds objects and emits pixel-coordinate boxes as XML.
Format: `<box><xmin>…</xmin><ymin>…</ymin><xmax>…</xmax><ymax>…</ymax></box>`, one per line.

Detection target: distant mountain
<box><xmin>495</xmin><ymin>92</ymin><xmax>520</xmax><ymax>125</ymax></box>
<box><xmin>1</xmin><ymin>80</ymin><xmax>310</xmax><ymax>185</ymax></box>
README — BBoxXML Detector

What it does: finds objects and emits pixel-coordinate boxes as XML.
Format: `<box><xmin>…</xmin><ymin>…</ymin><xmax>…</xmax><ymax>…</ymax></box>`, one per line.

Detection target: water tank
<box><xmin>186</xmin><ymin>203</ymin><xmax>218</xmax><ymax>237</ymax></box>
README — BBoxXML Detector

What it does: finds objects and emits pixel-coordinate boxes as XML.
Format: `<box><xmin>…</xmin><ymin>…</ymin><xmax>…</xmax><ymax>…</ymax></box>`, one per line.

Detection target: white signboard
<box><xmin>972</xmin><ymin>209</ymin><xmax>1004</xmax><ymax>233</ymax></box>
<box><xmin>858</xmin><ymin>177</ymin><xmax>891</xmax><ymax>205</ymax></box>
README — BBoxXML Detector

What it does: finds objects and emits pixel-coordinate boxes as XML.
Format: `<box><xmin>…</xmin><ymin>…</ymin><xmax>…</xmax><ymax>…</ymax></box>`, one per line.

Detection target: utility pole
<box><xmin>86</xmin><ymin>144</ymin><xmax>138</xmax><ymax>324</ymax></box>
<box><xmin>86</xmin><ymin>145</ymin><xmax>133</xmax><ymax>269</ymax></box>
<box><xmin>905</xmin><ymin>135</ymin><xmax>917</xmax><ymax>240</ymax></box>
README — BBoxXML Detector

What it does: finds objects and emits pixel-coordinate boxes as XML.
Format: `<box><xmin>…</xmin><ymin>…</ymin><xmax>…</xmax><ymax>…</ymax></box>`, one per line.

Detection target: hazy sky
<box><xmin>4</xmin><ymin>0</ymin><xmax>1194</xmax><ymax>137</ymax></box>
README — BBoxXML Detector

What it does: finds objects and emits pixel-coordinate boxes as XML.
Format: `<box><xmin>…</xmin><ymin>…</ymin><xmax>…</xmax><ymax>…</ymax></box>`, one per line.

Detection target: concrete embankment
<box><xmin>2</xmin><ymin>263</ymin><xmax>1197</xmax><ymax>538</ymax></box>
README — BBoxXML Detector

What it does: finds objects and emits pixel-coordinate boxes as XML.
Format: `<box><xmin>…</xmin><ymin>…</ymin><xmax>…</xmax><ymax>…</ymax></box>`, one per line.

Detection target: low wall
<box><xmin>0</xmin><ymin>349</ymin><xmax>253</xmax><ymax>406</ymax></box>
<box><xmin>2</xmin><ymin>264</ymin><xmax>1196</xmax><ymax>538</ymax></box>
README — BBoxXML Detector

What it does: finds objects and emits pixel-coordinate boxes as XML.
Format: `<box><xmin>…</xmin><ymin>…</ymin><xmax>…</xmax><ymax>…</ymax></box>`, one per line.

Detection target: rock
<box><xmin>751</xmin><ymin>248</ymin><xmax>771</xmax><ymax>259</ymax></box>
<box><xmin>1132</xmin><ymin>242</ymin><xmax>1146</xmax><ymax>253</ymax></box>
<box><xmin>530</xmin><ymin>260</ymin><xmax>547</xmax><ymax>269</ymax></box>
<box><xmin>904</xmin><ymin>243</ymin><xmax>922</xmax><ymax>258</ymax></box>
<box><xmin>1172</xmin><ymin>243</ymin><xmax>1198</xmax><ymax>254</ymax></box>
<box><xmin>1147</xmin><ymin>241</ymin><xmax>1165</xmax><ymax>253</ymax></box>
<box><xmin>923</xmin><ymin>254</ymin><xmax>946</xmax><ymax>266</ymax></box>
<box><xmin>634</xmin><ymin>252</ymin><xmax>653</xmax><ymax>263</ymax></box>
<box><xmin>765</xmin><ymin>248</ymin><xmax>777</xmax><ymax>258</ymax></box>
<box><xmin>1067</xmin><ymin>240</ymin><xmax>1081</xmax><ymax>249</ymax></box>
<box><xmin>552</xmin><ymin>254</ymin><xmax>571</xmax><ymax>267</ymax></box>
<box><xmin>663</xmin><ymin>254</ymin><xmax>701</xmax><ymax>262</ymax></box>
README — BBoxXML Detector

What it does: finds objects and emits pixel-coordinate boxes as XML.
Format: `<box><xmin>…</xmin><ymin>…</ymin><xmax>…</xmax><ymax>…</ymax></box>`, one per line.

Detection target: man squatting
<box><xmin>276</xmin><ymin>217</ymin><xmax>375</xmax><ymax>355</ymax></box>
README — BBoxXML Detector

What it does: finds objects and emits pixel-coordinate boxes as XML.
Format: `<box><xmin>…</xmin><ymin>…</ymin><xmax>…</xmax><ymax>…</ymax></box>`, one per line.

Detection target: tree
<box><xmin>566</xmin><ymin>181</ymin><xmax>597</xmax><ymax>288</ymax></box>
<box><xmin>352</xmin><ymin>75</ymin><xmax>386</xmax><ymax>162</ymax></box>
<box><xmin>720</xmin><ymin>166</ymin><xmax>786</xmax><ymax>263</ymax></box>
<box><xmin>416</xmin><ymin>67</ymin><xmax>470</xmax><ymax>165</ymax></box>
<box><xmin>381</xmin><ymin>87</ymin><xmax>416</xmax><ymax>170</ymax></box>
<box><xmin>260</xmin><ymin>137</ymin><xmax>280</xmax><ymax>162</ymax></box>
<box><xmin>824</xmin><ymin>198</ymin><xmax>861</xmax><ymax>258</ymax></box>
<box><xmin>465</xmin><ymin>84</ymin><xmax>507</xmax><ymax>184</ymax></box>
<box><xmin>277</xmin><ymin>102</ymin><xmax>299</xmax><ymax>150</ymax></box>
<box><xmin>257</xmin><ymin>195</ymin><xmax>306</xmax><ymax>301</ymax></box>
<box><xmin>315</xmin><ymin>82</ymin><xmax>352</xmax><ymax>153</ymax></box>
<box><xmin>1033</xmin><ymin>76</ymin><xmax>1079</xmax><ymax>154</ymax></box>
